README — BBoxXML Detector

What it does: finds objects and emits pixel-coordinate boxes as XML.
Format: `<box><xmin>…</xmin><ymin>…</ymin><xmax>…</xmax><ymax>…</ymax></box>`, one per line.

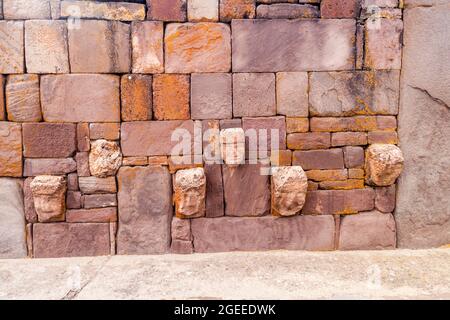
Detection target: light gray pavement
<box><xmin>0</xmin><ymin>249</ymin><xmax>449</xmax><ymax>300</ymax></box>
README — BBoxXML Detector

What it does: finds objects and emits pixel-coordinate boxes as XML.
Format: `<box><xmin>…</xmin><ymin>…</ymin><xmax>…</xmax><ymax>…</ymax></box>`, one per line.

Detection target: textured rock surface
<box><xmin>365</xmin><ymin>144</ymin><xmax>404</xmax><ymax>186</ymax></box>
<box><xmin>117</xmin><ymin>166</ymin><xmax>172</xmax><ymax>255</ymax></box>
<box><xmin>188</xmin><ymin>0</ymin><xmax>218</xmax><ymax>21</ymax></box>
<box><xmin>89</xmin><ymin>123</ymin><xmax>120</xmax><ymax>141</ymax></box>
<box><xmin>41</xmin><ymin>75</ymin><xmax>120</xmax><ymax>123</ymax></box>
<box><xmin>223</xmin><ymin>163</ymin><xmax>270</xmax><ymax>217</ymax></box>
<box><xmin>23</xmin><ymin>123</ymin><xmax>76</xmax><ymax>158</ymax></box>
<box><xmin>153</xmin><ymin>74</ymin><xmax>190</xmax><ymax>120</ymax></box>
<box><xmin>131</xmin><ymin>21</ymin><xmax>164</xmax><ymax>73</ymax></box>
<box><xmin>204</xmin><ymin>164</ymin><xmax>224</xmax><ymax>218</ymax></box>
<box><xmin>79</xmin><ymin>177</ymin><xmax>117</xmax><ymax>194</ymax></box>
<box><xmin>293</xmin><ymin>149</ymin><xmax>344</xmax><ymax>170</ymax></box>
<box><xmin>5</xmin><ymin>74</ymin><xmax>41</xmax><ymax>122</ymax></box>
<box><xmin>30</xmin><ymin>175</ymin><xmax>67</xmax><ymax>223</ymax></box>
<box><xmin>83</xmin><ymin>194</ymin><xmax>117</xmax><ymax>209</ymax></box>
<box><xmin>271</xmin><ymin>166</ymin><xmax>308</xmax><ymax>217</ymax></box>
<box><xmin>287</xmin><ymin>132</ymin><xmax>330</xmax><ymax>150</ymax></box>
<box><xmin>24</xmin><ymin>20</ymin><xmax>69</xmax><ymax>74</ymax></box>
<box><xmin>0</xmin><ymin>21</ymin><xmax>24</xmax><ymax>73</ymax></box>
<box><xmin>192</xmin><ymin>215</ymin><xmax>335</xmax><ymax>252</ymax></box>
<box><xmin>147</xmin><ymin>0</ymin><xmax>187</xmax><ymax>21</ymax></box>
<box><xmin>309</xmin><ymin>71</ymin><xmax>400</xmax><ymax>116</ymax></box>
<box><xmin>60</xmin><ymin>0</ymin><xmax>145</xmax><ymax>21</ymax></box>
<box><xmin>0</xmin><ymin>178</ymin><xmax>27</xmax><ymax>259</ymax></box>
<box><xmin>232</xmin><ymin>19</ymin><xmax>355</xmax><ymax>72</ymax></box>
<box><xmin>121</xmin><ymin>75</ymin><xmax>153</xmax><ymax>121</ymax></box>
<box><xmin>66</xmin><ymin>208</ymin><xmax>117</xmax><ymax>223</ymax></box>
<box><xmin>375</xmin><ymin>185</ymin><xmax>396</xmax><ymax>213</ymax></box>
<box><xmin>0</xmin><ymin>122</ymin><xmax>22</xmax><ymax>177</ymax></box>
<box><xmin>165</xmin><ymin>22</ymin><xmax>231</xmax><ymax>73</ymax></box>
<box><xmin>220</xmin><ymin>128</ymin><xmax>245</xmax><ymax>166</ymax></box>
<box><xmin>89</xmin><ymin>140</ymin><xmax>122</xmax><ymax>178</ymax></box>
<box><xmin>33</xmin><ymin>223</ymin><xmax>110</xmax><ymax>258</ymax></box>
<box><xmin>174</xmin><ymin>168</ymin><xmax>206</xmax><ymax>218</ymax></box>
<box><xmin>257</xmin><ymin>4</ymin><xmax>320</xmax><ymax>19</ymax></box>
<box><xmin>3</xmin><ymin>0</ymin><xmax>51</xmax><ymax>19</ymax></box>
<box><xmin>276</xmin><ymin>72</ymin><xmax>309</xmax><ymax>117</ymax></box>
<box><xmin>23</xmin><ymin>158</ymin><xmax>76</xmax><ymax>177</ymax></box>
<box><xmin>321</xmin><ymin>0</ymin><xmax>360</xmax><ymax>18</ymax></box>
<box><xmin>339</xmin><ymin>211</ymin><xmax>396</xmax><ymax>250</ymax></box>
<box><xmin>220</xmin><ymin>0</ymin><xmax>255</xmax><ymax>22</ymax></box>
<box><xmin>396</xmin><ymin>3</ymin><xmax>450</xmax><ymax>248</ymax></box>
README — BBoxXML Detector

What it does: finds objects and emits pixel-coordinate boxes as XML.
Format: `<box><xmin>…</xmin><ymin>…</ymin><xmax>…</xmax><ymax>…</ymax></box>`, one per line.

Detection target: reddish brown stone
<box><xmin>0</xmin><ymin>122</ymin><xmax>22</xmax><ymax>177</ymax></box>
<box><xmin>331</xmin><ymin>132</ymin><xmax>368</xmax><ymax>147</ymax></box>
<box><xmin>348</xmin><ymin>168</ymin><xmax>365</xmax><ymax>179</ymax></box>
<box><xmin>148</xmin><ymin>156</ymin><xmax>168</xmax><ymax>165</ymax></box>
<box><xmin>5</xmin><ymin>74</ymin><xmax>41</xmax><ymax>122</ymax></box>
<box><xmin>319</xmin><ymin>179</ymin><xmax>365</xmax><ymax>190</ymax></box>
<box><xmin>223</xmin><ymin>163</ymin><xmax>270</xmax><ymax>217</ymax></box>
<box><xmin>0</xmin><ymin>76</ymin><xmax>5</xmax><ymax>121</ymax></box>
<box><xmin>78</xmin><ymin>177</ymin><xmax>117</xmax><ymax>194</ymax></box>
<box><xmin>242</xmin><ymin>117</ymin><xmax>286</xmax><ymax>156</ymax></box>
<box><xmin>76</xmin><ymin>152</ymin><xmax>90</xmax><ymax>177</ymax></box>
<box><xmin>204</xmin><ymin>164</ymin><xmax>224</xmax><ymax>218</ymax></box>
<box><xmin>66</xmin><ymin>207</ymin><xmax>117</xmax><ymax>223</ymax></box>
<box><xmin>153</xmin><ymin>74</ymin><xmax>190</xmax><ymax>120</ymax></box>
<box><xmin>306</xmin><ymin>169</ymin><xmax>348</xmax><ymax>182</ymax></box>
<box><xmin>66</xmin><ymin>191</ymin><xmax>82</xmax><ymax>209</ymax></box>
<box><xmin>343</xmin><ymin>146</ymin><xmax>365</xmax><ymax>169</ymax></box>
<box><xmin>23</xmin><ymin>158</ymin><xmax>76</xmax><ymax>176</ymax></box>
<box><xmin>302</xmin><ymin>188</ymin><xmax>375</xmax><ymax>215</ymax></box>
<box><xmin>257</xmin><ymin>4</ymin><xmax>319</xmax><ymax>19</ymax></box>
<box><xmin>368</xmin><ymin>131</ymin><xmax>398</xmax><ymax>144</ymax></box>
<box><xmin>375</xmin><ymin>185</ymin><xmax>396</xmax><ymax>213</ymax></box>
<box><xmin>131</xmin><ymin>21</ymin><xmax>164</xmax><ymax>73</ymax></box>
<box><xmin>33</xmin><ymin>223</ymin><xmax>111</xmax><ymax>258</ymax></box>
<box><xmin>117</xmin><ymin>166</ymin><xmax>172</xmax><ymax>255</ymax></box>
<box><xmin>121</xmin><ymin>74</ymin><xmax>152</xmax><ymax>121</ymax></box>
<box><xmin>293</xmin><ymin>149</ymin><xmax>344</xmax><ymax>170</ymax></box>
<box><xmin>286</xmin><ymin>118</ymin><xmax>309</xmax><ymax>133</ymax></box>
<box><xmin>287</xmin><ymin>133</ymin><xmax>330</xmax><ymax>150</ymax></box>
<box><xmin>191</xmin><ymin>215</ymin><xmax>335</xmax><ymax>252</ymax></box>
<box><xmin>0</xmin><ymin>21</ymin><xmax>24</xmax><ymax>73</ymax></box>
<box><xmin>23</xmin><ymin>123</ymin><xmax>76</xmax><ymax>158</ymax></box>
<box><xmin>220</xmin><ymin>0</ymin><xmax>256</xmax><ymax>22</ymax></box>
<box><xmin>23</xmin><ymin>177</ymin><xmax>38</xmax><ymax>223</ymax></box>
<box><xmin>122</xmin><ymin>157</ymin><xmax>149</xmax><ymax>166</ymax></box>
<box><xmin>171</xmin><ymin>217</ymin><xmax>191</xmax><ymax>241</ymax></box>
<box><xmin>321</xmin><ymin>0</ymin><xmax>360</xmax><ymax>18</ymax></box>
<box><xmin>89</xmin><ymin>123</ymin><xmax>120</xmax><ymax>141</ymax></box>
<box><xmin>339</xmin><ymin>211</ymin><xmax>396</xmax><ymax>250</ymax></box>
<box><xmin>170</xmin><ymin>240</ymin><xmax>194</xmax><ymax>254</ymax></box>
<box><xmin>270</xmin><ymin>150</ymin><xmax>292</xmax><ymax>167</ymax></box>
<box><xmin>310</xmin><ymin>116</ymin><xmax>397</xmax><ymax>132</ymax></box>
<box><xmin>83</xmin><ymin>194</ymin><xmax>117</xmax><ymax>209</ymax></box>
<box><xmin>77</xmin><ymin>123</ymin><xmax>90</xmax><ymax>152</ymax></box>
<box><xmin>147</xmin><ymin>0</ymin><xmax>187</xmax><ymax>21</ymax></box>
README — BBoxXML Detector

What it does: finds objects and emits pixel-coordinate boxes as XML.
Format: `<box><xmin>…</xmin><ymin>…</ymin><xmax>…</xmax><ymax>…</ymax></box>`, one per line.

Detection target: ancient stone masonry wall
<box><xmin>0</xmin><ymin>0</ymin><xmax>406</xmax><ymax>258</ymax></box>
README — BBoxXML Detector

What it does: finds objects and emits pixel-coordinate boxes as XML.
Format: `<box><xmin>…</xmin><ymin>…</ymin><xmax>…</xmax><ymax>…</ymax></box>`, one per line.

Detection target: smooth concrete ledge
<box><xmin>1</xmin><ymin>249</ymin><xmax>449</xmax><ymax>300</ymax></box>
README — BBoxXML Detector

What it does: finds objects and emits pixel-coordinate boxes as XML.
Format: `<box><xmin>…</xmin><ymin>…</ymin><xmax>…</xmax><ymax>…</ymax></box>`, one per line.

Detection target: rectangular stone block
<box><xmin>242</xmin><ymin>117</ymin><xmax>286</xmax><ymax>155</ymax></box>
<box><xmin>3</xmin><ymin>0</ymin><xmax>51</xmax><ymax>19</ymax></box>
<box><xmin>33</xmin><ymin>223</ymin><xmax>111</xmax><ymax>258</ymax></box>
<box><xmin>287</xmin><ymin>132</ymin><xmax>330</xmax><ymax>150</ymax></box>
<box><xmin>147</xmin><ymin>0</ymin><xmax>187</xmax><ymax>21</ymax></box>
<box><xmin>270</xmin><ymin>150</ymin><xmax>292</xmax><ymax>167</ymax></box>
<box><xmin>148</xmin><ymin>156</ymin><xmax>168</xmax><ymax>165</ymax></box>
<box><xmin>306</xmin><ymin>169</ymin><xmax>348</xmax><ymax>182</ymax></box>
<box><xmin>153</xmin><ymin>74</ymin><xmax>190</xmax><ymax>120</ymax></box>
<box><xmin>117</xmin><ymin>166</ymin><xmax>172</xmax><ymax>255</ymax></box>
<box><xmin>0</xmin><ymin>76</ymin><xmax>4</xmax><ymax>120</ymax></box>
<box><xmin>293</xmin><ymin>149</ymin><xmax>344</xmax><ymax>170</ymax></box>
<box><xmin>0</xmin><ymin>122</ymin><xmax>22</xmax><ymax>177</ymax></box>
<box><xmin>23</xmin><ymin>158</ymin><xmax>76</xmax><ymax>177</ymax></box>
<box><xmin>77</xmin><ymin>123</ymin><xmax>90</xmax><ymax>152</ymax></box>
<box><xmin>310</xmin><ymin>116</ymin><xmax>397</xmax><ymax>132</ymax></box>
<box><xmin>123</xmin><ymin>157</ymin><xmax>148</xmax><ymax>166</ymax></box>
<box><xmin>25</xmin><ymin>20</ymin><xmax>69</xmax><ymax>74</ymax></box>
<box><xmin>188</xmin><ymin>0</ymin><xmax>219</xmax><ymax>21</ymax></box>
<box><xmin>170</xmin><ymin>240</ymin><xmax>194</xmax><ymax>254</ymax></box>
<box><xmin>343</xmin><ymin>146</ymin><xmax>365</xmax><ymax>168</ymax></box>
<box><xmin>79</xmin><ymin>177</ymin><xmax>117</xmax><ymax>194</ymax></box>
<box><xmin>68</xmin><ymin>20</ymin><xmax>130</xmax><ymax>73</ymax></box>
<box><xmin>121</xmin><ymin>121</ymin><xmax>196</xmax><ymax>156</ymax></box>
<box><xmin>131</xmin><ymin>21</ymin><xmax>164</xmax><ymax>73</ymax></box>
<box><xmin>23</xmin><ymin>178</ymin><xmax>38</xmax><ymax>223</ymax></box>
<box><xmin>75</xmin><ymin>152</ymin><xmax>90</xmax><ymax>177</ymax></box>
<box><xmin>165</xmin><ymin>22</ymin><xmax>231</xmax><ymax>73</ymax></box>
<box><xmin>121</xmin><ymin>74</ymin><xmax>153</xmax><ymax>121</ymax></box>
<box><xmin>223</xmin><ymin>163</ymin><xmax>270</xmax><ymax>217</ymax></box>
<box><xmin>375</xmin><ymin>185</ymin><xmax>396</xmax><ymax>213</ymax></box>
<box><xmin>309</xmin><ymin>71</ymin><xmax>400</xmax><ymax>116</ymax></box>
<box><xmin>331</xmin><ymin>132</ymin><xmax>368</xmax><ymax>146</ymax></box>
<box><xmin>368</xmin><ymin>131</ymin><xmax>398</xmax><ymax>144</ymax></box>
<box><xmin>257</xmin><ymin>4</ymin><xmax>320</xmax><ymax>19</ymax></box>
<box><xmin>0</xmin><ymin>21</ymin><xmax>24</xmax><ymax>74</ymax></box>
<box><xmin>41</xmin><ymin>75</ymin><xmax>120</xmax><ymax>123</ymax></box>
<box><xmin>83</xmin><ymin>194</ymin><xmax>117</xmax><ymax>209</ymax></box>
<box><xmin>220</xmin><ymin>0</ymin><xmax>256</xmax><ymax>22</ymax></box>
<box><xmin>319</xmin><ymin>179</ymin><xmax>365</xmax><ymax>190</ymax></box>
<box><xmin>286</xmin><ymin>118</ymin><xmax>309</xmax><ymax>133</ymax></box>
<box><xmin>276</xmin><ymin>72</ymin><xmax>308</xmax><ymax>117</ymax></box>
<box><xmin>66</xmin><ymin>208</ymin><xmax>117</xmax><ymax>223</ymax></box>
<box><xmin>321</xmin><ymin>0</ymin><xmax>360</xmax><ymax>18</ymax></box>
<box><xmin>5</xmin><ymin>74</ymin><xmax>42</xmax><ymax>122</ymax></box>
<box><xmin>191</xmin><ymin>215</ymin><xmax>335</xmax><ymax>252</ymax></box>
<box><xmin>204</xmin><ymin>164</ymin><xmax>224</xmax><ymax>218</ymax></box>
<box><xmin>302</xmin><ymin>188</ymin><xmax>375</xmax><ymax>215</ymax></box>
<box><xmin>66</xmin><ymin>191</ymin><xmax>82</xmax><ymax>209</ymax></box>
<box><xmin>89</xmin><ymin>123</ymin><xmax>120</xmax><ymax>141</ymax></box>
<box><xmin>339</xmin><ymin>211</ymin><xmax>396</xmax><ymax>250</ymax></box>
<box><xmin>191</xmin><ymin>73</ymin><xmax>232</xmax><ymax>120</ymax></box>
<box><xmin>61</xmin><ymin>0</ymin><xmax>145</xmax><ymax>20</ymax></box>
<box><xmin>232</xmin><ymin>19</ymin><xmax>355</xmax><ymax>72</ymax></box>
<box><xmin>233</xmin><ymin>73</ymin><xmax>276</xmax><ymax>117</ymax></box>
<box><xmin>23</xmin><ymin>123</ymin><xmax>76</xmax><ymax>158</ymax></box>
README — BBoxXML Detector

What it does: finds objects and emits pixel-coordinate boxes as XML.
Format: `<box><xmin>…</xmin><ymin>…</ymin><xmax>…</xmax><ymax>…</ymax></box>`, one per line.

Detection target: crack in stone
<box><xmin>409</xmin><ymin>85</ymin><xmax>450</xmax><ymax>110</ymax></box>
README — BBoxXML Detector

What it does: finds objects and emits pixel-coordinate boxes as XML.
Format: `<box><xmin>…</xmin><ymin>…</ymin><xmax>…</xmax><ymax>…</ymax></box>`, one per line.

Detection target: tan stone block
<box><xmin>23</xmin><ymin>158</ymin><xmax>76</xmax><ymax>177</ymax></box>
<box><xmin>168</xmin><ymin>155</ymin><xmax>203</xmax><ymax>174</ymax></box>
<box><xmin>220</xmin><ymin>0</ymin><xmax>255</xmax><ymax>22</ymax></box>
<box><xmin>310</xmin><ymin>116</ymin><xmax>397</xmax><ymax>132</ymax></box>
<box><xmin>276</xmin><ymin>72</ymin><xmax>308</xmax><ymax>117</ymax></box>
<box><xmin>368</xmin><ymin>131</ymin><xmax>398</xmax><ymax>144</ymax></box>
<box><xmin>188</xmin><ymin>0</ymin><xmax>219</xmax><ymax>21</ymax></box>
<box><xmin>6</xmin><ymin>75</ymin><xmax>42</xmax><ymax>122</ymax></box>
<box><xmin>287</xmin><ymin>133</ymin><xmax>331</xmax><ymax>150</ymax></box>
<box><xmin>306</xmin><ymin>169</ymin><xmax>348</xmax><ymax>182</ymax></box>
<box><xmin>3</xmin><ymin>0</ymin><xmax>51</xmax><ymax>19</ymax></box>
<box><xmin>66</xmin><ymin>208</ymin><xmax>117</xmax><ymax>223</ymax></box>
<box><xmin>131</xmin><ymin>21</ymin><xmax>164</xmax><ymax>74</ymax></box>
<box><xmin>78</xmin><ymin>177</ymin><xmax>117</xmax><ymax>194</ymax></box>
<box><xmin>0</xmin><ymin>76</ymin><xmax>5</xmax><ymax>120</ymax></box>
<box><xmin>0</xmin><ymin>122</ymin><xmax>22</xmax><ymax>177</ymax></box>
<box><xmin>60</xmin><ymin>0</ymin><xmax>145</xmax><ymax>21</ymax></box>
<box><xmin>122</xmin><ymin>157</ymin><xmax>148</xmax><ymax>167</ymax></box>
<box><xmin>348</xmin><ymin>168</ymin><xmax>365</xmax><ymax>179</ymax></box>
<box><xmin>89</xmin><ymin>140</ymin><xmax>122</xmax><ymax>178</ymax></box>
<box><xmin>75</xmin><ymin>152</ymin><xmax>90</xmax><ymax>177</ymax></box>
<box><xmin>331</xmin><ymin>132</ymin><xmax>368</xmax><ymax>147</ymax></box>
<box><xmin>270</xmin><ymin>150</ymin><xmax>292</xmax><ymax>167</ymax></box>
<box><xmin>121</xmin><ymin>74</ymin><xmax>153</xmax><ymax>121</ymax></box>
<box><xmin>174</xmin><ymin>168</ymin><xmax>206</xmax><ymax>218</ymax></box>
<box><xmin>153</xmin><ymin>74</ymin><xmax>190</xmax><ymax>120</ymax></box>
<box><xmin>319</xmin><ymin>179</ymin><xmax>365</xmax><ymax>190</ymax></box>
<box><xmin>286</xmin><ymin>118</ymin><xmax>309</xmax><ymax>133</ymax></box>
<box><xmin>89</xmin><ymin>123</ymin><xmax>120</xmax><ymax>141</ymax></box>
<box><xmin>77</xmin><ymin>123</ymin><xmax>90</xmax><ymax>152</ymax></box>
<box><xmin>148</xmin><ymin>156</ymin><xmax>169</xmax><ymax>166</ymax></box>
<box><xmin>30</xmin><ymin>175</ymin><xmax>67</xmax><ymax>222</ymax></box>
<box><xmin>0</xmin><ymin>21</ymin><xmax>24</xmax><ymax>74</ymax></box>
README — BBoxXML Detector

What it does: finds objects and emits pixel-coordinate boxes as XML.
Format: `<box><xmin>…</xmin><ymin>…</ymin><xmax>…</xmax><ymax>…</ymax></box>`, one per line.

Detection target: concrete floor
<box><xmin>0</xmin><ymin>249</ymin><xmax>449</xmax><ymax>300</ymax></box>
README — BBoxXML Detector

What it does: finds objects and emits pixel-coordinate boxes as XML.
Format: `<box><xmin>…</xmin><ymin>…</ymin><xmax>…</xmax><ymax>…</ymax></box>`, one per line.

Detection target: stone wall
<box><xmin>0</xmin><ymin>0</ymin><xmax>410</xmax><ymax>258</ymax></box>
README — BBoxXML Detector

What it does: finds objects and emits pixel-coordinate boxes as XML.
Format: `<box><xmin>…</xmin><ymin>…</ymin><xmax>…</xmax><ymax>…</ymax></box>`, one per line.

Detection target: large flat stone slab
<box><xmin>396</xmin><ymin>3</ymin><xmax>450</xmax><ymax>248</ymax></box>
<box><xmin>232</xmin><ymin>19</ymin><xmax>355</xmax><ymax>72</ymax></box>
<box><xmin>0</xmin><ymin>179</ymin><xmax>27</xmax><ymax>259</ymax></box>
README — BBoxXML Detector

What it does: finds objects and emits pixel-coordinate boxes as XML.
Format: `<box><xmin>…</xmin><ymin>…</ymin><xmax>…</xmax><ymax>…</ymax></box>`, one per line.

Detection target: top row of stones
<box><xmin>0</xmin><ymin>0</ymin><xmax>400</xmax><ymax>22</ymax></box>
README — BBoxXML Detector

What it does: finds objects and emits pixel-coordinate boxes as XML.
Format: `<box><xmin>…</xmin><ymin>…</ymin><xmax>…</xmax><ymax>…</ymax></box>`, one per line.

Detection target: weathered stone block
<box><xmin>77</xmin><ymin>123</ymin><xmax>90</xmax><ymax>152</ymax></box>
<box><xmin>165</xmin><ymin>22</ymin><xmax>231</xmax><ymax>73</ymax></box>
<box><xmin>242</xmin><ymin>117</ymin><xmax>286</xmax><ymax>155</ymax></box>
<box><xmin>23</xmin><ymin>178</ymin><xmax>38</xmax><ymax>223</ymax></box>
<box><xmin>257</xmin><ymin>4</ymin><xmax>319</xmax><ymax>19</ymax></box>
<box><xmin>306</xmin><ymin>169</ymin><xmax>348</xmax><ymax>182</ymax></box>
<box><xmin>30</xmin><ymin>175</ymin><xmax>67</xmax><ymax>223</ymax></box>
<box><xmin>79</xmin><ymin>177</ymin><xmax>117</xmax><ymax>194</ymax></box>
<box><xmin>220</xmin><ymin>119</ymin><xmax>242</xmax><ymax>130</ymax></box>
<box><xmin>287</xmin><ymin>133</ymin><xmax>330</xmax><ymax>150</ymax></box>
<box><xmin>286</xmin><ymin>118</ymin><xmax>309</xmax><ymax>133</ymax></box>
<box><xmin>117</xmin><ymin>166</ymin><xmax>172</xmax><ymax>255</ymax></box>
<box><xmin>191</xmin><ymin>215</ymin><xmax>335</xmax><ymax>252</ymax></box>
<box><xmin>60</xmin><ymin>0</ymin><xmax>145</xmax><ymax>20</ymax></box>
<box><xmin>343</xmin><ymin>146</ymin><xmax>365</xmax><ymax>168</ymax></box>
<box><xmin>204</xmin><ymin>164</ymin><xmax>224</xmax><ymax>218</ymax></box>
<box><xmin>75</xmin><ymin>152</ymin><xmax>90</xmax><ymax>177</ymax></box>
<box><xmin>220</xmin><ymin>128</ymin><xmax>245</xmax><ymax>166</ymax></box>
<box><xmin>309</xmin><ymin>71</ymin><xmax>400</xmax><ymax>116</ymax></box>
<box><xmin>191</xmin><ymin>73</ymin><xmax>232</xmax><ymax>120</ymax></box>
<box><xmin>220</xmin><ymin>0</ymin><xmax>255</xmax><ymax>22</ymax></box>
<box><xmin>41</xmin><ymin>75</ymin><xmax>120</xmax><ymax>123</ymax></box>
<box><xmin>319</xmin><ymin>179</ymin><xmax>365</xmax><ymax>190</ymax></box>
<box><xmin>68</xmin><ymin>20</ymin><xmax>130</xmax><ymax>73</ymax></box>
<box><xmin>365</xmin><ymin>144</ymin><xmax>404</xmax><ymax>186</ymax></box>
<box><xmin>170</xmin><ymin>239</ymin><xmax>194</xmax><ymax>254</ymax></box>
<box><xmin>331</xmin><ymin>132</ymin><xmax>368</xmax><ymax>146</ymax></box>
<box><xmin>174</xmin><ymin>168</ymin><xmax>206</xmax><ymax>218</ymax></box>
<box><xmin>361</xmin><ymin>0</ymin><xmax>398</xmax><ymax>7</ymax></box>
<box><xmin>89</xmin><ymin>140</ymin><xmax>122</xmax><ymax>178</ymax></box>
<box><xmin>270</xmin><ymin>150</ymin><xmax>292</xmax><ymax>167</ymax></box>
<box><xmin>66</xmin><ymin>208</ymin><xmax>117</xmax><ymax>223</ymax></box>
<box><xmin>131</xmin><ymin>21</ymin><xmax>164</xmax><ymax>73</ymax></box>
<box><xmin>293</xmin><ymin>149</ymin><xmax>344</xmax><ymax>170</ymax></box>
<box><xmin>153</xmin><ymin>74</ymin><xmax>190</xmax><ymax>120</ymax></box>
<box><xmin>310</xmin><ymin>116</ymin><xmax>397</xmax><ymax>132</ymax></box>
<box><xmin>375</xmin><ymin>185</ymin><xmax>396</xmax><ymax>213</ymax></box>
<box><xmin>147</xmin><ymin>0</ymin><xmax>187</xmax><ymax>21</ymax></box>
<box><xmin>123</xmin><ymin>157</ymin><xmax>149</xmax><ymax>166</ymax></box>
<box><xmin>66</xmin><ymin>191</ymin><xmax>81</xmax><ymax>209</ymax></box>
<box><xmin>0</xmin><ymin>76</ymin><xmax>5</xmax><ymax>120</ymax></box>
<box><xmin>232</xmin><ymin>19</ymin><xmax>355</xmax><ymax>72</ymax></box>
<box><xmin>33</xmin><ymin>223</ymin><xmax>110</xmax><ymax>258</ymax></box>
<box><xmin>3</xmin><ymin>0</ymin><xmax>51</xmax><ymax>19</ymax></box>
<box><xmin>121</xmin><ymin>121</ymin><xmax>196</xmax><ymax>156</ymax></box>
<box><xmin>0</xmin><ymin>122</ymin><xmax>22</xmax><ymax>177</ymax></box>
<box><xmin>321</xmin><ymin>0</ymin><xmax>360</xmax><ymax>18</ymax></box>
<box><xmin>5</xmin><ymin>74</ymin><xmax>41</xmax><ymax>122</ymax></box>
<box><xmin>121</xmin><ymin>75</ymin><xmax>152</xmax><ymax>121</ymax></box>
<box><xmin>223</xmin><ymin>163</ymin><xmax>270</xmax><ymax>217</ymax></box>
<box><xmin>23</xmin><ymin>123</ymin><xmax>76</xmax><ymax>158</ymax></box>
<box><xmin>25</xmin><ymin>20</ymin><xmax>69</xmax><ymax>74</ymax></box>
<box><xmin>0</xmin><ymin>178</ymin><xmax>27</xmax><ymax>258</ymax></box>
<box><xmin>368</xmin><ymin>131</ymin><xmax>398</xmax><ymax>144</ymax></box>
<box><xmin>24</xmin><ymin>158</ymin><xmax>76</xmax><ymax>177</ymax></box>
<box><xmin>233</xmin><ymin>73</ymin><xmax>276</xmax><ymax>117</ymax></box>
<box><xmin>0</xmin><ymin>21</ymin><xmax>24</xmax><ymax>73</ymax></box>
<box><xmin>83</xmin><ymin>194</ymin><xmax>117</xmax><ymax>209</ymax></box>
<box><xmin>276</xmin><ymin>72</ymin><xmax>308</xmax><ymax>117</ymax></box>
<box><xmin>89</xmin><ymin>123</ymin><xmax>120</xmax><ymax>141</ymax></box>
<box><xmin>339</xmin><ymin>211</ymin><xmax>396</xmax><ymax>250</ymax></box>
<box><xmin>188</xmin><ymin>0</ymin><xmax>218</xmax><ymax>21</ymax></box>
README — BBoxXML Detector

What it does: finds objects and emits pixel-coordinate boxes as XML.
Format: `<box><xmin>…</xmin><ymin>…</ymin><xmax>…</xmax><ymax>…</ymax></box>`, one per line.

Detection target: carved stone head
<box><xmin>174</xmin><ymin>167</ymin><xmax>206</xmax><ymax>219</ymax></box>
<box><xmin>30</xmin><ymin>175</ymin><xmax>67</xmax><ymax>222</ymax></box>
<box><xmin>271</xmin><ymin>166</ymin><xmax>308</xmax><ymax>217</ymax></box>
<box><xmin>365</xmin><ymin>144</ymin><xmax>404</xmax><ymax>186</ymax></box>
<box><xmin>219</xmin><ymin>128</ymin><xmax>245</xmax><ymax>166</ymax></box>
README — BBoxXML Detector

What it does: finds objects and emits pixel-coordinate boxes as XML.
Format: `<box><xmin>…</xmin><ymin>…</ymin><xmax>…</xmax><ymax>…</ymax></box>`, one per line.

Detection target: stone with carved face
<box><xmin>219</xmin><ymin>128</ymin><xmax>245</xmax><ymax>166</ymax></box>
<box><xmin>174</xmin><ymin>168</ymin><xmax>206</xmax><ymax>219</ymax></box>
<box><xmin>271</xmin><ymin>166</ymin><xmax>308</xmax><ymax>217</ymax></box>
<box><xmin>365</xmin><ymin>144</ymin><xmax>404</xmax><ymax>186</ymax></box>
<box><xmin>30</xmin><ymin>175</ymin><xmax>67</xmax><ymax>222</ymax></box>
